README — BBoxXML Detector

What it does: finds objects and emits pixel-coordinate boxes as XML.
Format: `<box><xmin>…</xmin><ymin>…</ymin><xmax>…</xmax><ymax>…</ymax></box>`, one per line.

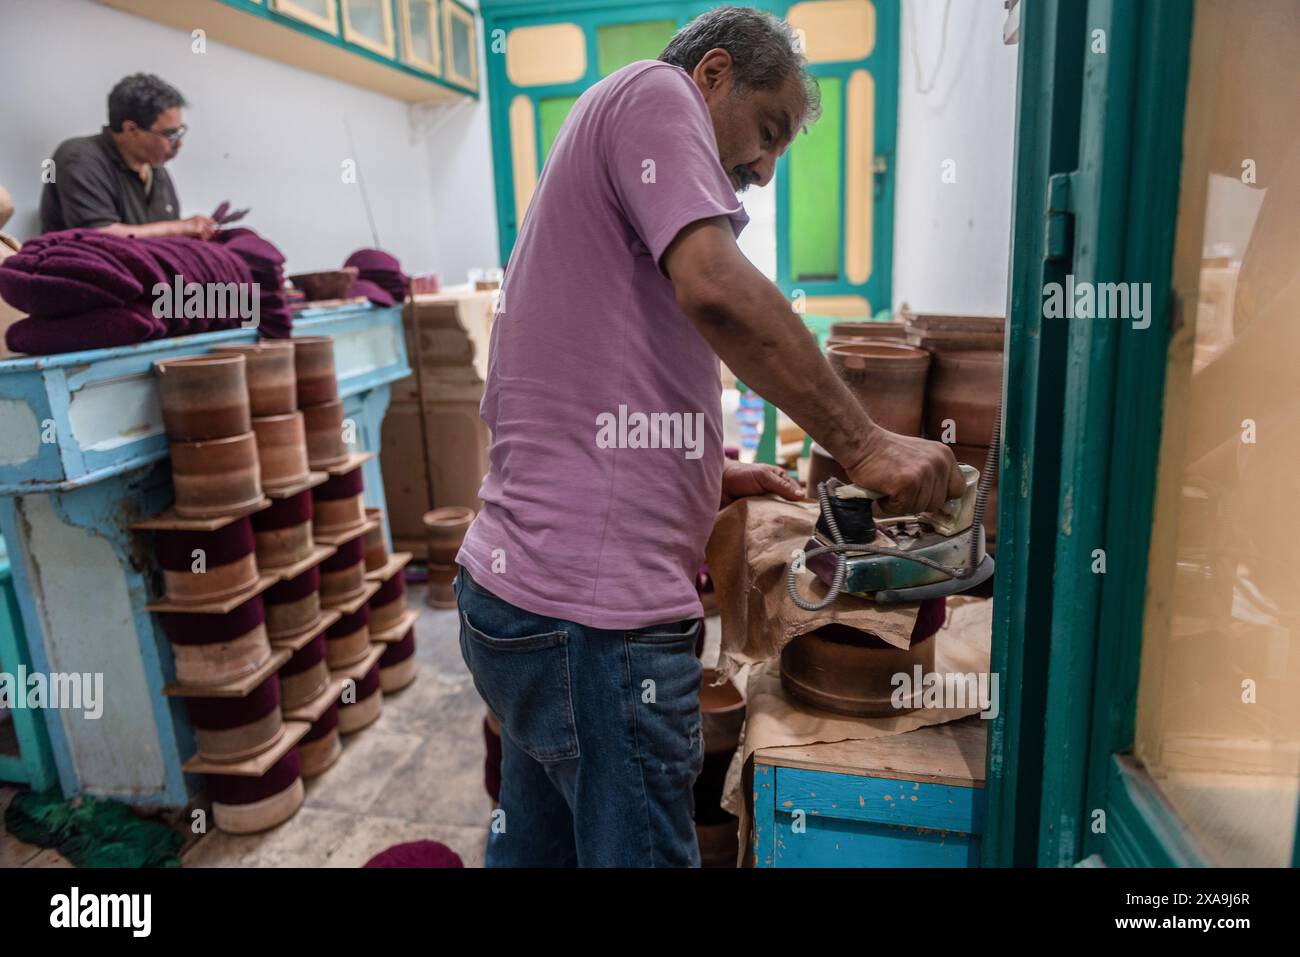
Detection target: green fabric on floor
<box><xmin>4</xmin><ymin>788</ymin><xmax>182</xmax><ymax>867</ymax></box>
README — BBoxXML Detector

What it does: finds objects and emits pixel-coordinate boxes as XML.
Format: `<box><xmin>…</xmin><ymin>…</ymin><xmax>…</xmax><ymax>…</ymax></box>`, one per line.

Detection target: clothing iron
<box><xmin>788</xmin><ymin>461</ymin><xmax>996</xmax><ymax>608</ymax></box>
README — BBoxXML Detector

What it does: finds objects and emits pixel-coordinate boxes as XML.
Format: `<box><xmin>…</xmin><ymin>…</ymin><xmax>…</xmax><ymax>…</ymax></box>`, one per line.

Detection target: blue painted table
<box><xmin>0</xmin><ymin>303</ymin><xmax>409</xmax><ymax>806</ymax></box>
<box><xmin>752</xmin><ymin>716</ymin><xmax>987</xmax><ymax>867</ymax></box>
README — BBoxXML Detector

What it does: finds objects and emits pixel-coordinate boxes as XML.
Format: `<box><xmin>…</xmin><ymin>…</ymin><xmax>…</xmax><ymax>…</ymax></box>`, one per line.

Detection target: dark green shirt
<box><xmin>40</xmin><ymin>127</ymin><xmax>180</xmax><ymax>234</ymax></box>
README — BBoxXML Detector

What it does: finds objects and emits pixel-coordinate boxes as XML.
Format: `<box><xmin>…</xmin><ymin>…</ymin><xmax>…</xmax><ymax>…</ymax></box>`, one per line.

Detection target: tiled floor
<box><xmin>0</xmin><ymin>582</ymin><xmax>724</xmax><ymax>869</ymax></box>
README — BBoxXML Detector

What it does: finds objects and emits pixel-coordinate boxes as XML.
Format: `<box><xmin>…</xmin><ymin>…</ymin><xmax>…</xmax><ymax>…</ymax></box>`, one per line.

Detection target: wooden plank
<box><xmin>163</xmin><ymin>647</ymin><xmax>292</xmax><ymax>699</ymax></box>
<box><xmin>752</xmin><ymin>762</ymin><xmax>776</xmax><ymax>868</ymax></box>
<box><xmin>755</xmin><ymin>717</ymin><xmax>987</xmax><ymax>787</ymax></box>
<box><xmin>181</xmin><ymin>720</ymin><xmax>310</xmax><ymax>776</ymax></box>
<box><xmin>775</xmin><ymin>767</ymin><xmax>983</xmax><ymax>834</ymax></box>
<box><xmin>774</xmin><ymin>813</ymin><xmax>980</xmax><ymax>868</ymax></box>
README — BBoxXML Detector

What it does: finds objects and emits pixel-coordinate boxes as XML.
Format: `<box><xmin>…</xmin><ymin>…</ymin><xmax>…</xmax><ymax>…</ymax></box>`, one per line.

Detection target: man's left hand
<box><xmin>720</xmin><ymin>460</ymin><xmax>805</xmax><ymax>508</ymax></box>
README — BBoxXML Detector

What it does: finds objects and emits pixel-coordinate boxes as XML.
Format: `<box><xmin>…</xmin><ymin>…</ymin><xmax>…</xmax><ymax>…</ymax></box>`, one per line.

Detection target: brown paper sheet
<box><xmin>720</xmin><ymin>597</ymin><xmax>994</xmax><ymax>865</ymax></box>
<box><xmin>705</xmin><ymin>496</ymin><xmax>921</xmax><ymax>684</ymax></box>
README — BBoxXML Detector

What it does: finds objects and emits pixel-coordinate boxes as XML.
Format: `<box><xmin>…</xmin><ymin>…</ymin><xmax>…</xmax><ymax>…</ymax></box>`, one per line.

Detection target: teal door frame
<box><xmin>981</xmin><ymin>0</ymin><xmax>1085</xmax><ymax>867</ymax></box>
<box><xmin>990</xmin><ymin>0</ymin><xmax>1298</xmax><ymax>867</ymax></box>
<box><xmin>774</xmin><ymin>0</ymin><xmax>898</xmax><ymax>315</ymax></box>
<box><xmin>481</xmin><ymin>0</ymin><xmax>897</xmax><ymax>315</ymax></box>
<box><xmin>0</xmin><ymin>549</ymin><xmax>58</xmax><ymax>791</ymax></box>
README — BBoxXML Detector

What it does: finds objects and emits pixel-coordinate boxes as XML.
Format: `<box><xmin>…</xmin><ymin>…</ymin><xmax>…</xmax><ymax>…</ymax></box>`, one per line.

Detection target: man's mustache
<box><xmin>733</xmin><ymin>167</ymin><xmax>759</xmax><ymax>191</ymax></box>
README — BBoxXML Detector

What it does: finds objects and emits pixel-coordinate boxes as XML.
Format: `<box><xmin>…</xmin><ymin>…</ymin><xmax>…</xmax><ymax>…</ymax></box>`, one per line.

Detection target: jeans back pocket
<box><xmin>459</xmin><ymin>610</ymin><xmax>581</xmax><ymax>762</ymax></box>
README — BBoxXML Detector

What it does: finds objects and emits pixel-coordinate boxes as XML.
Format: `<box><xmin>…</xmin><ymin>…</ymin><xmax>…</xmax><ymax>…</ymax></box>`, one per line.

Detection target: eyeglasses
<box><xmin>145</xmin><ymin>123</ymin><xmax>188</xmax><ymax>144</ymax></box>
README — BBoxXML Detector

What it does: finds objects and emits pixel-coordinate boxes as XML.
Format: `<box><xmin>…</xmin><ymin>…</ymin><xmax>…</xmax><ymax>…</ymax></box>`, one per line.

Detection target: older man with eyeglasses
<box><xmin>40</xmin><ymin>73</ymin><xmax>214</xmax><ymax>239</ymax></box>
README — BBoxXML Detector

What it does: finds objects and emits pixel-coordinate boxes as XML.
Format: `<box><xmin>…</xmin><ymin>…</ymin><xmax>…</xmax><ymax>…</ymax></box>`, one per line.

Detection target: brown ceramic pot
<box><xmin>299</xmin><ymin>729</ymin><xmax>342</xmax><ymax>778</ymax></box>
<box><xmin>211</xmin><ymin>342</ymin><xmax>297</xmax><ymax>416</ymax></box>
<box><xmin>155</xmin><ymin>353</ymin><xmax>251</xmax><ymax>441</ymax></box>
<box><xmin>426</xmin><ymin>561</ymin><xmax>457</xmax><ymax>609</ymax></box>
<box><xmin>162</xmin><ymin>553</ymin><xmax>259</xmax><ymax>605</ymax></box>
<box><xmin>280</xmin><ymin>658</ymin><xmax>330</xmax><ymax>711</ymax></box>
<box><xmin>363</xmin><ymin>508</ymin><xmax>388</xmax><ymax>571</ymax></box>
<box><xmin>251</xmin><ymin>412</ymin><xmax>310</xmax><ymax>491</ymax></box>
<box><xmin>380</xmin><ymin>655</ymin><xmax>417</xmax><ymax>693</ymax></box>
<box><xmin>254</xmin><ymin>520</ymin><xmax>313</xmax><ymax>569</ymax></box>
<box><xmin>828</xmin><ymin>320</ymin><xmax>908</xmax><ymax>342</ymax></box>
<box><xmin>302</xmin><ymin>399</ymin><xmax>348</xmax><ymax>468</ymax></box>
<box><xmin>423</xmin><ymin>506</ymin><xmax>475</xmax><ymax>565</ymax></box>
<box><xmin>805</xmin><ymin>443</ymin><xmax>851</xmax><ymax>498</ymax></box>
<box><xmin>289</xmin><ymin>268</ymin><xmax>358</xmax><ymax>303</ymax></box>
<box><xmin>266</xmin><ymin>590</ymin><xmax>320</xmax><ymax>640</ymax></box>
<box><xmin>826</xmin><ymin>342</ymin><xmax>931</xmax><ymax>437</ymax></box>
<box><xmin>293</xmin><ymin>337</ymin><xmax>339</xmax><ymax>407</ymax></box>
<box><xmin>211</xmin><ymin>777</ymin><xmax>304</xmax><ymax>836</ymax></box>
<box><xmin>923</xmin><ymin>349</ymin><xmax>1003</xmax><ymax>446</ymax></box>
<box><xmin>314</xmin><ymin>493</ymin><xmax>365</xmax><ymax>533</ymax></box>
<box><xmin>168</xmin><ymin>623</ymin><xmax>271</xmax><ymax>688</ymax></box>
<box><xmin>369</xmin><ymin>596</ymin><xmax>406</xmax><ymax>635</ymax></box>
<box><xmin>170</xmin><ymin>432</ymin><xmax>262</xmax><ymax>518</ymax></box>
<box><xmin>194</xmin><ymin>708</ymin><xmax>284</xmax><ymax>764</ymax></box>
<box><xmin>700</xmin><ymin>669</ymin><xmax>746</xmax><ymax>755</ymax></box>
<box><xmin>780</xmin><ymin>625</ymin><xmax>937</xmax><ymax>717</ymax></box>
<box><xmin>320</xmin><ymin>565</ymin><xmax>366</xmax><ymax>607</ymax></box>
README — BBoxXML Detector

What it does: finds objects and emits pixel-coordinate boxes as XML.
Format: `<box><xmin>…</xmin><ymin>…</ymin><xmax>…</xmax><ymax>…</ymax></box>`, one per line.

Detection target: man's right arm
<box><xmin>663</xmin><ymin>216</ymin><xmax>963</xmax><ymax>515</ymax></box>
<box><xmin>99</xmin><ymin>217</ymin><xmax>216</xmax><ymax>239</ymax></box>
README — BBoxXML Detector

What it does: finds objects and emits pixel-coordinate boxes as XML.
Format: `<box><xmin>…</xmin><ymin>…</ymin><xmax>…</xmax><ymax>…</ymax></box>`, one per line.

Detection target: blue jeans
<box><xmin>455</xmin><ymin>566</ymin><xmax>704</xmax><ymax>867</ymax></box>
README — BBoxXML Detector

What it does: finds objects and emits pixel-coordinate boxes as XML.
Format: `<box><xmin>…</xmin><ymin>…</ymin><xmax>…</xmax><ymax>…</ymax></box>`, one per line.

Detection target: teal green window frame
<box><xmin>774</xmin><ymin>0</ymin><xmax>899</xmax><ymax>315</ymax></box>
<box><xmin>215</xmin><ymin>0</ymin><xmax>480</xmax><ymax>99</ymax></box>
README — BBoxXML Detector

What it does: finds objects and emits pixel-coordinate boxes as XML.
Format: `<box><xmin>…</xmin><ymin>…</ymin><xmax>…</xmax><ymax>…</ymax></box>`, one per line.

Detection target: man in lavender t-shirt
<box><xmin>455</xmin><ymin>8</ymin><xmax>961</xmax><ymax>867</ymax></box>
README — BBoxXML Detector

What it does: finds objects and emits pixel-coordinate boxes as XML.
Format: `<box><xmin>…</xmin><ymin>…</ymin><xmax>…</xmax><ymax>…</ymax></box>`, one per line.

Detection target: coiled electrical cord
<box><xmin>787</xmin><ymin>406</ymin><xmax>1002</xmax><ymax>611</ymax></box>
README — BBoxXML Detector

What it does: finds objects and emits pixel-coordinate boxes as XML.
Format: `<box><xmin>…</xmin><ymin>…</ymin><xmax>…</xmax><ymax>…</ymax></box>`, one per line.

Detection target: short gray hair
<box><xmin>660</xmin><ymin>6</ymin><xmax>821</xmax><ymax>127</ymax></box>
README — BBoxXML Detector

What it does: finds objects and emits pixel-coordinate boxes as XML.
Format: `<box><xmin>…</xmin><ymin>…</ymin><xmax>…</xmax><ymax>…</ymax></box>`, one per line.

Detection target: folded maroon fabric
<box><xmin>321</xmin><ymin>535</ymin><xmax>364</xmax><ymax>570</ymax></box>
<box><xmin>187</xmin><ymin>675</ymin><xmax>281</xmax><ymax>729</ymax></box>
<box><xmin>379</xmin><ymin>628</ymin><xmax>415</xmax><ymax>666</ymax></box>
<box><xmin>155</xmin><ymin>519</ymin><xmax>255</xmax><ymax>570</ymax></box>
<box><xmin>4</xmin><ymin>305</ymin><xmax>165</xmax><ymax>355</ymax></box>
<box><xmin>344</xmin><ymin>248</ymin><xmax>407</xmax><ymax>303</ymax></box>
<box><xmin>252</xmin><ymin>489</ymin><xmax>313</xmax><ymax>532</ymax></box>
<box><xmin>161</xmin><ymin>595</ymin><xmax>265</xmax><ymax>646</ymax></box>
<box><xmin>327</xmin><ymin>603</ymin><xmax>369</xmax><ymax>636</ymax></box>
<box><xmin>302</xmin><ymin>703</ymin><xmax>339</xmax><ymax>743</ymax></box>
<box><xmin>0</xmin><ymin>227</ymin><xmax>294</xmax><ymax>355</ymax></box>
<box><xmin>207</xmin><ymin>749</ymin><xmax>300</xmax><ymax>805</ymax></box>
<box><xmin>346</xmin><ymin>278</ymin><xmax>394</xmax><ymax>307</ymax></box>
<box><xmin>363</xmin><ymin>840</ymin><xmax>464</xmax><ymax>869</ymax></box>
<box><xmin>265</xmin><ymin>566</ymin><xmax>320</xmax><ymax>605</ymax></box>
<box><xmin>344</xmin><ymin>248</ymin><xmax>400</xmax><ymax>273</ymax></box>
<box><xmin>282</xmin><ymin>634</ymin><xmax>326</xmax><ymax>677</ymax></box>
<box><xmin>371</xmin><ymin>573</ymin><xmax>405</xmax><ymax>606</ymax></box>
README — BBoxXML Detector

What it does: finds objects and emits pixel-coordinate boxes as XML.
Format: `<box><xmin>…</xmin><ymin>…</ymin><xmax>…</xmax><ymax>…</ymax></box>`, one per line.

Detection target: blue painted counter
<box><xmin>0</xmin><ymin>303</ymin><xmax>409</xmax><ymax>806</ymax></box>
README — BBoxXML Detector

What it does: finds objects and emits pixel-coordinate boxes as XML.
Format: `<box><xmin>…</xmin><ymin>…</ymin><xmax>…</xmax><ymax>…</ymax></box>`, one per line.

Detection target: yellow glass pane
<box><xmin>1133</xmin><ymin>0</ymin><xmax>1300</xmax><ymax>867</ymax></box>
<box><xmin>506</xmin><ymin>23</ymin><xmax>585</xmax><ymax>87</ymax></box>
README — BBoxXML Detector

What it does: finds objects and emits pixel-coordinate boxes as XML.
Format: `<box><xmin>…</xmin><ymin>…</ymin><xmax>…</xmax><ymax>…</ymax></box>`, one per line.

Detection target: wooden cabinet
<box><xmin>399</xmin><ymin>0</ymin><xmax>442</xmax><ymax>76</ymax></box>
<box><xmin>443</xmin><ymin>0</ymin><xmax>479</xmax><ymax>91</ymax></box>
<box><xmin>340</xmin><ymin>0</ymin><xmax>396</xmax><ymax>57</ymax></box>
<box><xmin>99</xmin><ymin>0</ymin><xmax>479</xmax><ymax>102</ymax></box>
<box><xmin>271</xmin><ymin>0</ymin><xmax>338</xmax><ymax>33</ymax></box>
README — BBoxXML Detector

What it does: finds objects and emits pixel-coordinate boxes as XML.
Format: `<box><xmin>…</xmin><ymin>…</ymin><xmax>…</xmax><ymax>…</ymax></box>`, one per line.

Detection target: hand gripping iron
<box><xmin>787</xmin><ymin>427</ymin><xmax>999</xmax><ymax>608</ymax></box>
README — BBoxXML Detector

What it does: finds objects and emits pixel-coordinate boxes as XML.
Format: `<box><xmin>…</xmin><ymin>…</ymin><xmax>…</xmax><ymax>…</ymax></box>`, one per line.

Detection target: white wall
<box><xmin>892</xmin><ymin>0</ymin><xmax>1019</xmax><ymax>316</ymax></box>
<box><xmin>0</xmin><ymin>0</ymin><xmax>500</xmax><ymax>279</ymax></box>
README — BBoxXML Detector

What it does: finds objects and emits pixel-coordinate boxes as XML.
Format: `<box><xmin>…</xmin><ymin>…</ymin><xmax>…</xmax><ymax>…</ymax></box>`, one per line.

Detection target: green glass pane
<box><xmin>451</xmin><ymin>17</ymin><xmax>472</xmax><ymax>79</ymax></box>
<box><xmin>406</xmin><ymin>0</ymin><xmax>435</xmax><ymax>63</ymax></box>
<box><xmin>597</xmin><ymin>20</ymin><xmax>678</xmax><ymax>76</ymax></box>
<box><xmin>789</xmin><ymin>77</ymin><xmax>843</xmax><ymax>282</ymax></box>
<box><xmin>345</xmin><ymin>0</ymin><xmax>387</xmax><ymax>44</ymax></box>
<box><xmin>539</xmin><ymin>95</ymin><xmax>580</xmax><ymax>163</ymax></box>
